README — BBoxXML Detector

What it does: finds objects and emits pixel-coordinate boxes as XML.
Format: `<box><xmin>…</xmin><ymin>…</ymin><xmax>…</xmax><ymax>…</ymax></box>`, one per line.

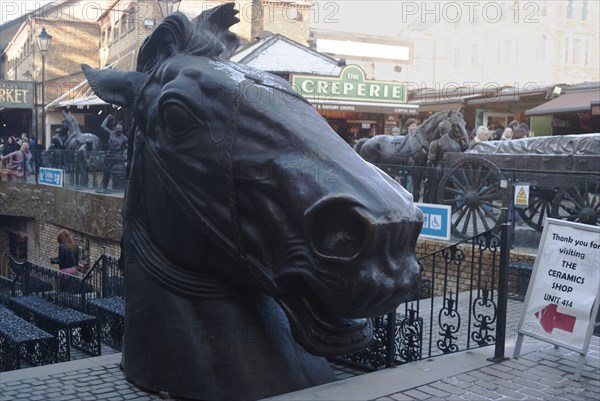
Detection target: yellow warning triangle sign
<box><xmin>516</xmin><ymin>187</ymin><xmax>527</xmax><ymax>200</ymax></box>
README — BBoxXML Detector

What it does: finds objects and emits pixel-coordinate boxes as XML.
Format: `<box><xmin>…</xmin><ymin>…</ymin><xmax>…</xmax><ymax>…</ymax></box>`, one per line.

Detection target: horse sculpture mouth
<box><xmin>277</xmin><ymin>287</ymin><xmax>373</xmax><ymax>357</ymax></box>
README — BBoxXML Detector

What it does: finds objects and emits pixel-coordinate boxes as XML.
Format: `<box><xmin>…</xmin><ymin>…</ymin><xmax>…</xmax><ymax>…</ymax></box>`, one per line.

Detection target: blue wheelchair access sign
<box><xmin>416</xmin><ymin>202</ymin><xmax>451</xmax><ymax>241</ymax></box>
<box><xmin>38</xmin><ymin>167</ymin><xmax>64</xmax><ymax>188</ymax></box>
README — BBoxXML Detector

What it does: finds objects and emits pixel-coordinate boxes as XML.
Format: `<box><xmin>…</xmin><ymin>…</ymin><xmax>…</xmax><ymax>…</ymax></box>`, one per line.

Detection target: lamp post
<box><xmin>37</xmin><ymin>27</ymin><xmax>52</xmax><ymax>147</ymax></box>
<box><xmin>23</xmin><ymin>69</ymin><xmax>38</xmax><ymax>143</ymax></box>
<box><xmin>157</xmin><ymin>0</ymin><xmax>181</xmax><ymax>18</ymax></box>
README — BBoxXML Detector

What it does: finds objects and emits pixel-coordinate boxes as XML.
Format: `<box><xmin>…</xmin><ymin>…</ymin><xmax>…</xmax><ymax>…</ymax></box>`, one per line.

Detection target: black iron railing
<box><xmin>332</xmin><ymin>225</ymin><xmax>510</xmax><ymax>371</ymax></box>
<box><xmin>38</xmin><ymin>149</ymin><xmax>127</xmax><ymax>192</ymax></box>
<box><xmin>3</xmin><ymin>255</ymin><xmax>123</xmax><ymax>313</ymax></box>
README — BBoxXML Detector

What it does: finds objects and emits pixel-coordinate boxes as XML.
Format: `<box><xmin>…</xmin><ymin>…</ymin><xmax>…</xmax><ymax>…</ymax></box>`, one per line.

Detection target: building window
<box><xmin>541</xmin><ymin>0</ymin><xmax>547</xmax><ymax>16</ymax></box>
<box><xmin>113</xmin><ymin>21</ymin><xmax>119</xmax><ymax>42</ymax></box>
<box><xmin>582</xmin><ymin>0</ymin><xmax>588</xmax><ymax>20</ymax></box>
<box><xmin>567</xmin><ymin>0</ymin><xmax>573</xmax><ymax>18</ymax></box>
<box><xmin>471</xmin><ymin>44</ymin><xmax>480</xmax><ymax>67</ymax></box>
<box><xmin>453</xmin><ymin>47</ymin><xmax>460</xmax><ymax>69</ymax></box>
<box><xmin>121</xmin><ymin>16</ymin><xmax>128</xmax><ymax>37</ymax></box>
<box><xmin>536</xmin><ymin>35</ymin><xmax>546</xmax><ymax>62</ymax></box>
<box><xmin>497</xmin><ymin>41</ymin><xmax>502</xmax><ymax>64</ymax></box>
<box><xmin>504</xmin><ymin>39</ymin><xmax>512</xmax><ymax>63</ymax></box>
<box><xmin>572</xmin><ymin>38</ymin><xmax>581</xmax><ymax>64</ymax></box>
<box><xmin>127</xmin><ymin>9</ymin><xmax>136</xmax><ymax>32</ymax></box>
<box><xmin>564</xmin><ymin>37</ymin><xmax>570</xmax><ymax>63</ymax></box>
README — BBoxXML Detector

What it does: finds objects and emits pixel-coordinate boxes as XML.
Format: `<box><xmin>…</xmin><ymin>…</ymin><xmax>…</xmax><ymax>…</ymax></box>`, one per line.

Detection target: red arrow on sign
<box><xmin>534</xmin><ymin>304</ymin><xmax>576</xmax><ymax>334</ymax></box>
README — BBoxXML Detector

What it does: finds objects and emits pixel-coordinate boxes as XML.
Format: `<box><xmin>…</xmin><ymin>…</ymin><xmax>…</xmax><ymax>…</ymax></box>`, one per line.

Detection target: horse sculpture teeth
<box><xmin>277</xmin><ymin>293</ymin><xmax>372</xmax><ymax>355</ymax></box>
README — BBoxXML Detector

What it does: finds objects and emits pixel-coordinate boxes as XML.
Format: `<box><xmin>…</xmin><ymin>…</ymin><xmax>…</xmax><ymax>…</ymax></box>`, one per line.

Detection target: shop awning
<box><xmin>46</xmin><ymin>50</ymin><xmax>136</xmax><ymax>110</ymax></box>
<box><xmin>408</xmin><ymin>93</ymin><xmax>480</xmax><ymax>112</ymax></box>
<box><xmin>312</xmin><ymin>99</ymin><xmax>418</xmax><ymax>114</ymax></box>
<box><xmin>414</xmin><ymin>102</ymin><xmax>464</xmax><ymax>112</ymax></box>
<box><xmin>55</xmin><ymin>95</ymin><xmax>107</xmax><ymax>109</ymax></box>
<box><xmin>525</xmin><ymin>89</ymin><xmax>600</xmax><ymax>116</ymax></box>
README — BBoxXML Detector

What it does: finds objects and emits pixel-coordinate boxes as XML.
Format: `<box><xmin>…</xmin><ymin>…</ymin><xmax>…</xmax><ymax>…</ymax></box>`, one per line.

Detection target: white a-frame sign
<box><xmin>514</xmin><ymin>218</ymin><xmax>600</xmax><ymax>380</ymax></box>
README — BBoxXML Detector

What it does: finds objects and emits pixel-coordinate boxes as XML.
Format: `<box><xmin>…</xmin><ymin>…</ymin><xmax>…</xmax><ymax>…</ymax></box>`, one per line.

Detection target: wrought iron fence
<box><xmin>332</xmin><ymin>227</ymin><xmax>508</xmax><ymax>371</ymax></box>
<box><xmin>3</xmin><ymin>255</ymin><xmax>123</xmax><ymax>312</ymax></box>
<box><xmin>99</xmin><ymin>255</ymin><xmax>123</xmax><ymax>298</ymax></box>
<box><xmin>38</xmin><ymin>149</ymin><xmax>127</xmax><ymax>192</ymax></box>
<box><xmin>0</xmin><ymin>254</ymin><xmax>124</xmax><ymax>369</ymax></box>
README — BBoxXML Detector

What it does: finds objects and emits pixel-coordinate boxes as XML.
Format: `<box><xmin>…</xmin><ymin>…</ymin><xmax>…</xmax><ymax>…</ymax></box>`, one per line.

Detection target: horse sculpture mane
<box><xmin>83</xmin><ymin>4</ymin><xmax>422</xmax><ymax>400</ymax></box>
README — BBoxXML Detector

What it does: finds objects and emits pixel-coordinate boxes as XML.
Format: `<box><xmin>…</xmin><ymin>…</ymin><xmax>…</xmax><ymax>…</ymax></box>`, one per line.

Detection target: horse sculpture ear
<box><xmin>81</xmin><ymin>64</ymin><xmax>147</xmax><ymax>108</ymax></box>
<box><xmin>193</xmin><ymin>2</ymin><xmax>240</xmax><ymax>58</ymax></box>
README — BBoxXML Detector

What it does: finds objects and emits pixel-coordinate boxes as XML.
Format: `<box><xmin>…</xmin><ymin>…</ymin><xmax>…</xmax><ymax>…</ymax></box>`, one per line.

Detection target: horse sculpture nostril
<box><xmin>306</xmin><ymin>200</ymin><xmax>369</xmax><ymax>261</ymax></box>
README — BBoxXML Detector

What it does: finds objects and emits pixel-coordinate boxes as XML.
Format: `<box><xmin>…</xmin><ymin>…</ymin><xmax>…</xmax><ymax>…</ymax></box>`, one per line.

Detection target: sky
<box><xmin>0</xmin><ymin>0</ymin><xmax>409</xmax><ymax>35</ymax></box>
<box><xmin>301</xmin><ymin>0</ymin><xmax>412</xmax><ymax>36</ymax></box>
<box><xmin>1</xmin><ymin>0</ymin><xmax>51</xmax><ymax>24</ymax></box>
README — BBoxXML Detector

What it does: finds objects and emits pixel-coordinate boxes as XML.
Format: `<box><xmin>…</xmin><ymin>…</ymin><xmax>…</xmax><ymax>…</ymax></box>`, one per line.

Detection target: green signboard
<box><xmin>0</xmin><ymin>80</ymin><xmax>35</xmax><ymax>109</ymax></box>
<box><xmin>291</xmin><ymin>65</ymin><xmax>407</xmax><ymax>104</ymax></box>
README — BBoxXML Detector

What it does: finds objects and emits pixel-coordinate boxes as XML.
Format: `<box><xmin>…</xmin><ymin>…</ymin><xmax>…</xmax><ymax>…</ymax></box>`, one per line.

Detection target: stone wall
<box><xmin>1</xmin><ymin>181</ymin><xmax>536</xmax><ymax>288</ymax></box>
<box><xmin>416</xmin><ymin>238</ymin><xmax>536</xmax><ymax>297</ymax></box>
<box><xmin>0</xmin><ymin>181</ymin><xmax>122</xmax><ymax>272</ymax></box>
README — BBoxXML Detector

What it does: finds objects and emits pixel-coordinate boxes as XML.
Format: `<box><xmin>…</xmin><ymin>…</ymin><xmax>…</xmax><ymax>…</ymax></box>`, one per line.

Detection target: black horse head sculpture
<box><xmin>83</xmin><ymin>4</ymin><xmax>422</xmax><ymax>400</ymax></box>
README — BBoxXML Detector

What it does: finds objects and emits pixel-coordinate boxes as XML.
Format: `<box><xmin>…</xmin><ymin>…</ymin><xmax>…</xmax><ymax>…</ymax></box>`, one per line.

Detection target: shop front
<box><xmin>409</xmin><ymin>85</ymin><xmax>549</xmax><ymax>136</ymax></box>
<box><xmin>525</xmin><ymin>84</ymin><xmax>600</xmax><ymax>136</ymax></box>
<box><xmin>291</xmin><ymin>65</ymin><xmax>417</xmax><ymax>144</ymax></box>
<box><xmin>0</xmin><ymin>80</ymin><xmax>36</xmax><ymax>140</ymax></box>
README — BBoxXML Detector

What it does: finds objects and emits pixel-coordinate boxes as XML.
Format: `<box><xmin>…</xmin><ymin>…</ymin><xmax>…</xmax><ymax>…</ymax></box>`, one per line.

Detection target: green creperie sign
<box><xmin>291</xmin><ymin>65</ymin><xmax>407</xmax><ymax>104</ymax></box>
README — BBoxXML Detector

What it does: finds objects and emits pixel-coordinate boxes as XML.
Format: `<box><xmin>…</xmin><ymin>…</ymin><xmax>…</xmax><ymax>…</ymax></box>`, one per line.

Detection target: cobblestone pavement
<box><xmin>376</xmin><ymin>337</ymin><xmax>600</xmax><ymax>401</ymax></box>
<box><xmin>1</xmin><ymin>335</ymin><xmax>598</xmax><ymax>400</ymax></box>
<box><xmin>0</xmin><ymin>354</ymin><xmax>161</xmax><ymax>401</ymax></box>
<box><xmin>3</xmin><ymin>225</ymin><xmax>598</xmax><ymax>401</ymax></box>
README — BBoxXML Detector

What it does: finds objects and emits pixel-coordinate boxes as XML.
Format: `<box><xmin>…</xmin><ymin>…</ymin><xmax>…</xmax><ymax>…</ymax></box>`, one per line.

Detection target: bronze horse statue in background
<box><xmin>51</xmin><ymin>111</ymin><xmax>101</xmax><ymax>151</ymax></box>
<box><xmin>356</xmin><ymin>110</ymin><xmax>469</xmax><ymax>201</ymax></box>
<box><xmin>83</xmin><ymin>4</ymin><xmax>422</xmax><ymax>400</ymax></box>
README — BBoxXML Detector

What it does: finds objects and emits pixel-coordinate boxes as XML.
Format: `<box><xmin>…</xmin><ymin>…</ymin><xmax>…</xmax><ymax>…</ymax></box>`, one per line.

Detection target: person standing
<box><xmin>76</xmin><ymin>139</ymin><xmax>94</xmax><ymax>188</ymax></box>
<box><xmin>50</xmin><ymin>229</ymin><xmax>80</xmax><ymax>276</ymax></box>
<box><xmin>474</xmin><ymin>126</ymin><xmax>490</xmax><ymax>142</ymax></box>
<box><xmin>2</xmin><ymin>136</ymin><xmax>19</xmax><ymax>157</ymax></box>
<box><xmin>405</xmin><ymin>118</ymin><xmax>418</xmax><ymax>135</ymax></box>
<box><xmin>100</xmin><ymin>114</ymin><xmax>127</xmax><ymax>191</ymax></box>
<box><xmin>501</xmin><ymin>127</ymin><xmax>514</xmax><ymax>140</ymax></box>
<box><xmin>368</xmin><ymin>124</ymin><xmax>379</xmax><ymax>138</ymax></box>
<box><xmin>27</xmin><ymin>136</ymin><xmax>38</xmax><ymax>174</ymax></box>
<box><xmin>1</xmin><ymin>142</ymin><xmax>32</xmax><ymax>181</ymax></box>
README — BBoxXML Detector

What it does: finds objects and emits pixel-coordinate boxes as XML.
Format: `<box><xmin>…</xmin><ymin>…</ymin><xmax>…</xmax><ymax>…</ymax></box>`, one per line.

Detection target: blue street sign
<box><xmin>38</xmin><ymin>167</ymin><xmax>64</xmax><ymax>187</ymax></box>
<box><xmin>416</xmin><ymin>202</ymin><xmax>451</xmax><ymax>241</ymax></box>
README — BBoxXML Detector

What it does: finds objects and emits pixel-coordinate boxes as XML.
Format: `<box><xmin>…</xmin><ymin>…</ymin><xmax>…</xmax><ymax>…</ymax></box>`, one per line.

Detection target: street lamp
<box><xmin>157</xmin><ymin>0</ymin><xmax>181</xmax><ymax>18</ymax></box>
<box><xmin>37</xmin><ymin>27</ymin><xmax>52</xmax><ymax>147</ymax></box>
<box><xmin>23</xmin><ymin>69</ymin><xmax>38</xmax><ymax>142</ymax></box>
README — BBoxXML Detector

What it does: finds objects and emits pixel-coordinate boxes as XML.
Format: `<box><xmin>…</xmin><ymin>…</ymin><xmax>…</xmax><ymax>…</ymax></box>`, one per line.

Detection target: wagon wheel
<box><xmin>518</xmin><ymin>187</ymin><xmax>557</xmax><ymax>232</ymax></box>
<box><xmin>551</xmin><ymin>181</ymin><xmax>600</xmax><ymax>227</ymax></box>
<box><xmin>438</xmin><ymin>157</ymin><xmax>506</xmax><ymax>239</ymax></box>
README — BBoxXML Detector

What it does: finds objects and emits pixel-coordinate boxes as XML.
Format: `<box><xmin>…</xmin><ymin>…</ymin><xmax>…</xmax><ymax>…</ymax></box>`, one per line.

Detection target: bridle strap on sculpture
<box><xmin>135</xmin><ymin>79</ymin><xmax>280</xmax><ymax>299</ymax></box>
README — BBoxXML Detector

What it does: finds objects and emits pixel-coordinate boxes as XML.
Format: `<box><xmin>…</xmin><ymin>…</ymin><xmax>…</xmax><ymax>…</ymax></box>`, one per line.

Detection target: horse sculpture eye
<box><xmin>162</xmin><ymin>103</ymin><xmax>194</xmax><ymax>134</ymax></box>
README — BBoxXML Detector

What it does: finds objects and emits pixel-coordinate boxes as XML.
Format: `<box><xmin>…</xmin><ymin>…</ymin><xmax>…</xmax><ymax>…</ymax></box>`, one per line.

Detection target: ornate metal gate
<box><xmin>333</xmin><ymin>227</ymin><xmax>509</xmax><ymax>371</ymax></box>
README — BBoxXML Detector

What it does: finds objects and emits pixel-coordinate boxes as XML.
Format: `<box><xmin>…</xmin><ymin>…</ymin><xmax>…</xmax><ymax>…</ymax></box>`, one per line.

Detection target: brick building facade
<box><xmin>0</xmin><ymin>1</ymin><xmax>317</xmax><ymax>276</ymax></box>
